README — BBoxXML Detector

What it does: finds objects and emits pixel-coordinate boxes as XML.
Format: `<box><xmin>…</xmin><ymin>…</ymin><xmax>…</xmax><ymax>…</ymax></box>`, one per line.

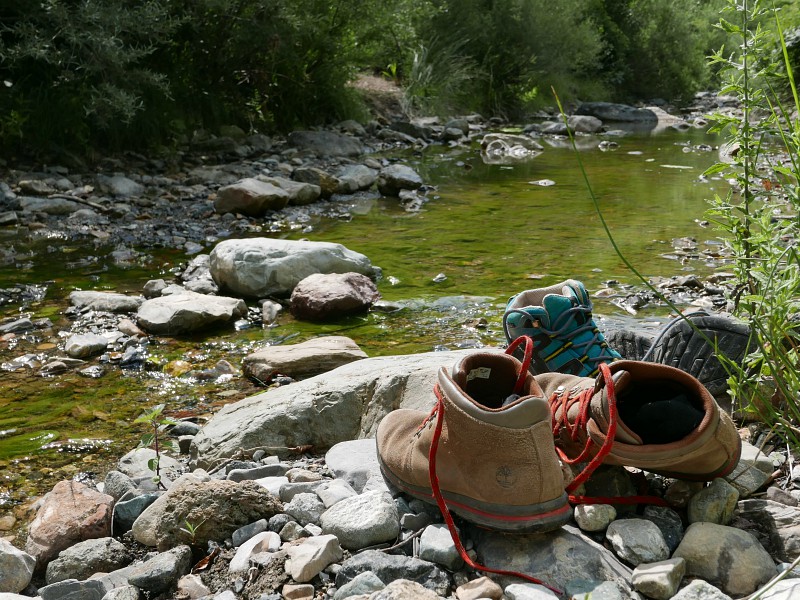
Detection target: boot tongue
<box><xmin>542</xmin><ymin>293</ymin><xmax>585</xmax><ymax>330</ymax></box>
<box><xmin>590</xmin><ymin>370</ymin><xmax>644</xmax><ymax>444</ymax></box>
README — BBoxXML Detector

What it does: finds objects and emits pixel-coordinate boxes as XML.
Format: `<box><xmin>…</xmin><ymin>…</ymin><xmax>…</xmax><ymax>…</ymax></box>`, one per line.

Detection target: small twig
<box><xmin>48</xmin><ymin>193</ymin><xmax>111</xmax><ymax>213</ymax></box>
<box><xmin>377</xmin><ymin>527</ymin><xmax>426</xmax><ymax>553</ymax></box>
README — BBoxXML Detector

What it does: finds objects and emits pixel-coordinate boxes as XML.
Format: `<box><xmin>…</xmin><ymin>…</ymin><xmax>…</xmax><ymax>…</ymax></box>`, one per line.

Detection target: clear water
<box><xmin>0</xmin><ymin>127</ymin><xmax>730</xmax><ymax>509</ymax></box>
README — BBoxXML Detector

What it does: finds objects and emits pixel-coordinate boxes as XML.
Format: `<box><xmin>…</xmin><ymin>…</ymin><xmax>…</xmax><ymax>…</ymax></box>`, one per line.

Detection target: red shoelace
<box><xmin>426</xmin><ymin>337</ymin><xmax>562</xmax><ymax>595</ymax></box>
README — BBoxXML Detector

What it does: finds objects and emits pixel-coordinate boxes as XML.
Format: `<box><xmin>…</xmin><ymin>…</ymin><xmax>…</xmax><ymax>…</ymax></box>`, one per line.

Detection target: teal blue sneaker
<box><xmin>503</xmin><ymin>279</ymin><xmax>621</xmax><ymax>376</ymax></box>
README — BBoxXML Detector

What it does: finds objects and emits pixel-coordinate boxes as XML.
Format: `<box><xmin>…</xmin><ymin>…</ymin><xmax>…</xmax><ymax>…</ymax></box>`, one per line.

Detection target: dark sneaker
<box><xmin>535</xmin><ymin>360</ymin><xmax>742</xmax><ymax>486</ymax></box>
<box><xmin>376</xmin><ymin>337</ymin><xmax>571</xmax><ymax>533</ymax></box>
<box><xmin>503</xmin><ymin>279</ymin><xmax>621</xmax><ymax>377</ymax></box>
<box><xmin>605</xmin><ymin>311</ymin><xmax>752</xmax><ymax>397</ymax></box>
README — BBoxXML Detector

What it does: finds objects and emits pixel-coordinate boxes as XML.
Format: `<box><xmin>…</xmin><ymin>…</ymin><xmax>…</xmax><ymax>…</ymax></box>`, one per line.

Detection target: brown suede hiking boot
<box><xmin>376</xmin><ymin>346</ymin><xmax>571</xmax><ymax>533</ymax></box>
<box><xmin>535</xmin><ymin>360</ymin><xmax>741</xmax><ymax>485</ymax></box>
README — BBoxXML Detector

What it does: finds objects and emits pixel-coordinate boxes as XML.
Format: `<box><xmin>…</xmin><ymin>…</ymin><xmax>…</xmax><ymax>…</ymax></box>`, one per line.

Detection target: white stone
<box><xmin>229</xmin><ymin>531</ymin><xmax>282</xmax><ymax>573</ymax></box>
<box><xmin>319</xmin><ymin>490</ymin><xmax>399</xmax><ymax>550</ymax></box>
<box><xmin>671</xmin><ymin>579</ymin><xmax>732</xmax><ymax>600</ymax></box>
<box><xmin>0</xmin><ymin>539</ymin><xmax>35</xmax><ymax>594</ymax></box>
<box><xmin>316</xmin><ymin>478</ymin><xmax>358</xmax><ymax>508</ymax></box>
<box><xmin>504</xmin><ymin>583</ymin><xmax>560</xmax><ymax>599</ymax></box>
<box><xmin>136</xmin><ymin>290</ymin><xmax>247</xmax><ymax>335</ymax></box>
<box><xmin>419</xmin><ymin>523</ymin><xmax>463</xmax><ymax>571</ymax></box>
<box><xmin>573</xmin><ymin>504</ymin><xmax>617</xmax><ymax>532</ymax></box>
<box><xmin>285</xmin><ymin>534</ymin><xmax>343</xmax><ymax>582</ymax></box>
<box><xmin>64</xmin><ymin>333</ymin><xmax>108</xmax><ymax>358</ymax></box>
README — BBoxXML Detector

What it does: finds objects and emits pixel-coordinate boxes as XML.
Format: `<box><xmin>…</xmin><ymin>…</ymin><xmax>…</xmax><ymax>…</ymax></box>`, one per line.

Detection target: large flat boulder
<box><xmin>190</xmin><ymin>349</ymin><xmax>481</xmax><ymax>470</ymax></box>
<box><xmin>136</xmin><ymin>290</ymin><xmax>247</xmax><ymax>335</ymax></box>
<box><xmin>209</xmin><ymin>238</ymin><xmax>374</xmax><ymax>298</ymax></box>
<box><xmin>214</xmin><ymin>178</ymin><xmax>290</xmax><ymax>216</ymax></box>
<box><xmin>242</xmin><ymin>335</ymin><xmax>367</xmax><ymax>381</ymax></box>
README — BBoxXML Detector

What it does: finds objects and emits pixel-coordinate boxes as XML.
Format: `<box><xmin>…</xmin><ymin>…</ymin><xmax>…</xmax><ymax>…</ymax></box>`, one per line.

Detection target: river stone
<box><xmin>289</xmin><ymin>272</ymin><xmax>380</xmax><ymax>321</ymax></box>
<box><xmin>215</xmin><ymin>177</ymin><xmax>290</xmax><ymax>216</ymax></box>
<box><xmin>131</xmin><ymin>476</ymin><xmax>283</xmax><ymax>551</ymax></box>
<box><xmin>285</xmin><ymin>534</ymin><xmax>343</xmax><ymax>582</ymax></box>
<box><xmin>325</xmin><ymin>439</ymin><xmax>382</xmax><ymax>493</ymax></box>
<box><xmin>0</xmin><ymin>539</ymin><xmax>35</xmax><ymax>593</ymax></box>
<box><xmin>117</xmin><ymin>447</ymin><xmax>183</xmax><ymax>482</ymax></box>
<box><xmin>25</xmin><ymin>480</ymin><xmax>114</xmax><ymax>569</ymax></box>
<box><xmin>376</xmin><ymin>164</ymin><xmax>423</xmax><ymax>196</ymax></box>
<box><xmin>209</xmin><ymin>237</ymin><xmax>374</xmax><ymax>298</ymax></box>
<box><xmin>472</xmin><ymin>524</ymin><xmax>633</xmax><ymax>590</ymax></box>
<box><xmin>19</xmin><ymin>196</ymin><xmax>81</xmax><ymax>215</ymax></box>
<box><xmin>567</xmin><ymin>115</ymin><xmax>603</xmax><ymax>133</ymax></box>
<box><xmin>673</xmin><ymin>522</ymin><xmax>777</xmax><ymax>596</ymax></box>
<box><xmin>288</xmin><ymin>130</ymin><xmax>363</xmax><ymax>157</ymax></box>
<box><xmin>259</xmin><ymin>175</ymin><xmax>321</xmax><ymax>206</ymax></box>
<box><xmin>631</xmin><ymin>558</ymin><xmax>685</xmax><ymax>600</ymax></box>
<box><xmin>69</xmin><ymin>291</ymin><xmax>144</xmax><ymax>313</ymax></box>
<box><xmin>503</xmin><ymin>583</ymin><xmax>559</xmax><ymax>599</ymax></box>
<box><xmin>292</xmin><ymin>167</ymin><xmax>340</xmax><ymax>198</ymax></box>
<box><xmin>112</xmin><ymin>492</ymin><xmax>160</xmax><ymax>535</ymax></box>
<box><xmin>688</xmin><ymin>478</ymin><xmax>739</xmax><ymax>525</ymax></box>
<box><xmin>126</xmin><ymin>545</ymin><xmax>193</xmax><ymax>594</ymax></box>
<box><xmin>337</xmin><ymin>164</ymin><xmax>378</xmax><ymax>193</ymax></box>
<box><xmin>136</xmin><ymin>290</ymin><xmax>247</xmax><ymax>335</ymax></box>
<box><xmin>64</xmin><ymin>333</ymin><xmax>108</xmax><ymax>358</ymax></box>
<box><xmin>419</xmin><ymin>523</ymin><xmax>463</xmax><ymax>571</ymax></box>
<box><xmin>45</xmin><ymin>537</ymin><xmax>131</xmax><ymax>584</ymax></box>
<box><xmin>335</xmin><ymin>550</ymin><xmax>451</xmax><ymax>596</ymax></box>
<box><xmin>190</xmin><ymin>349</ymin><xmax>480</xmax><ymax>470</ymax></box>
<box><xmin>573</xmin><ymin>504</ymin><xmax>616</xmax><ymax>532</ymax></box>
<box><xmin>242</xmin><ymin>335</ymin><xmax>367</xmax><ymax>381</ymax></box>
<box><xmin>736</xmin><ymin>498</ymin><xmax>800</xmax><ymax>561</ymax></box>
<box><xmin>605</xmin><ymin>519</ymin><xmax>670</xmax><ymax>566</ymax></box>
<box><xmin>319</xmin><ymin>490</ymin><xmax>399</xmax><ymax>549</ymax></box>
<box><xmin>333</xmin><ymin>571</ymin><xmax>385</xmax><ymax>599</ymax></box>
<box><xmin>671</xmin><ymin>580</ymin><xmax>732</xmax><ymax>600</ymax></box>
<box><xmin>37</xmin><ymin>578</ymin><xmax>107</xmax><ymax>600</ymax></box>
<box><xmin>576</xmin><ymin>102</ymin><xmax>658</xmax><ymax>123</ymax></box>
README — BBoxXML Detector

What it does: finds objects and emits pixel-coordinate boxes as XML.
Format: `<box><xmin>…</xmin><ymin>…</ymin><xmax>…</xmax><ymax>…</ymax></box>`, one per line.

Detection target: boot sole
<box><xmin>378</xmin><ymin>459</ymin><xmax>571</xmax><ymax>534</ymax></box>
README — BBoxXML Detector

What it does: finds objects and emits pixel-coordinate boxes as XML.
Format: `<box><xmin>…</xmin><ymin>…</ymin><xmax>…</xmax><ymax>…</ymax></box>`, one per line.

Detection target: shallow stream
<box><xmin>0</xmin><ymin>126</ymin><xmax>731</xmax><ymax>517</ymax></box>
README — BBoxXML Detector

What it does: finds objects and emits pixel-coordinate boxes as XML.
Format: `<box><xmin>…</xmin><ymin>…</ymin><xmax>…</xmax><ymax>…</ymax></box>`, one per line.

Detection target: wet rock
<box><xmin>209</xmin><ymin>237</ymin><xmax>374</xmax><ymax>298</ymax></box>
<box><xmin>376</xmin><ymin>164</ymin><xmax>423</xmax><ymax>197</ymax></box>
<box><xmin>215</xmin><ymin>178</ymin><xmax>290</xmax><ymax>216</ymax></box>
<box><xmin>243</xmin><ymin>335</ymin><xmax>367</xmax><ymax>382</ymax></box>
<box><xmin>0</xmin><ymin>318</ymin><xmax>33</xmax><ymax>334</ymax></box>
<box><xmin>337</xmin><ymin>164</ymin><xmax>378</xmax><ymax>193</ymax></box>
<box><xmin>45</xmin><ymin>537</ymin><xmax>132</xmax><ymax>584</ymax></box>
<box><xmin>64</xmin><ymin>332</ymin><xmax>108</xmax><ymax>358</ymax></box>
<box><xmin>25</xmin><ymin>480</ymin><xmax>114</xmax><ymax>569</ymax></box>
<box><xmin>336</xmin><ymin>550</ymin><xmax>451</xmax><ymax>596</ymax></box>
<box><xmin>0</xmin><ymin>539</ymin><xmax>35</xmax><ymax>593</ymax></box>
<box><xmin>568</xmin><ymin>115</ymin><xmax>603</xmax><ymax>133</ymax></box>
<box><xmin>259</xmin><ymin>175</ymin><xmax>321</xmax><ymax>206</ymax></box>
<box><xmin>480</xmin><ymin>134</ymin><xmax>543</xmax><ymax>164</ymax></box>
<box><xmin>69</xmin><ymin>291</ymin><xmax>144</xmax><ymax>313</ymax></box>
<box><xmin>576</xmin><ymin>102</ymin><xmax>658</xmax><ymax>123</ymax></box>
<box><xmin>136</xmin><ymin>289</ymin><xmax>247</xmax><ymax>335</ymax></box>
<box><xmin>288</xmin><ymin>130</ymin><xmax>364</xmax><ymax>157</ymax></box>
<box><xmin>688</xmin><ymin>478</ymin><xmax>739</xmax><ymax>525</ymax></box>
<box><xmin>132</xmin><ymin>476</ymin><xmax>283</xmax><ymax>551</ymax></box>
<box><xmin>673</xmin><ymin>522</ymin><xmax>777</xmax><ymax>596</ymax></box>
<box><xmin>290</xmin><ymin>272</ymin><xmax>380</xmax><ymax>321</ymax></box>
<box><xmin>190</xmin><ymin>350</ymin><xmax>478</xmax><ymax>471</ymax></box>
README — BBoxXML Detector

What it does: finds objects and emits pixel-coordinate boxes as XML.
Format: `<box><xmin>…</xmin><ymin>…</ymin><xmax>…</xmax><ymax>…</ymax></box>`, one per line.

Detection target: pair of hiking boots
<box><xmin>376</xmin><ymin>279</ymin><xmax>746</xmax><ymax>535</ymax></box>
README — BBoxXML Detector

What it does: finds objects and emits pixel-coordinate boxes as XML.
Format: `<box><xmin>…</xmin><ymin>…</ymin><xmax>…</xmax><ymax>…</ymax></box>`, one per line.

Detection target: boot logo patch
<box><xmin>495</xmin><ymin>466</ymin><xmax>516</xmax><ymax>488</ymax></box>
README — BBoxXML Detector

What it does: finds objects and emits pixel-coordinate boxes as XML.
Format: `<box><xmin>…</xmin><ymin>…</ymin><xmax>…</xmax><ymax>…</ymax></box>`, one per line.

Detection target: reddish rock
<box><xmin>290</xmin><ymin>273</ymin><xmax>380</xmax><ymax>321</ymax></box>
<box><xmin>25</xmin><ymin>480</ymin><xmax>114</xmax><ymax>570</ymax></box>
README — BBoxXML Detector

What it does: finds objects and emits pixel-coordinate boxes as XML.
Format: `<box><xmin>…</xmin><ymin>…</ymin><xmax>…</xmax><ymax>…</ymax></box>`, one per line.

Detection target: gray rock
<box><xmin>38</xmin><ymin>578</ymin><xmax>106</xmax><ymax>600</ymax></box>
<box><xmin>503</xmin><ymin>582</ymin><xmax>560</xmax><ymax>599</ymax></box>
<box><xmin>284</xmin><ymin>492</ymin><xmax>326</xmax><ymax>526</ymax></box>
<box><xmin>605</xmin><ymin>519</ymin><xmax>670</xmax><ymax>566</ymax></box>
<box><xmin>418</xmin><ymin>524</ymin><xmax>463</xmax><ymax>571</ymax></box>
<box><xmin>117</xmin><ymin>447</ymin><xmax>183</xmax><ymax>482</ymax></box>
<box><xmin>102</xmin><ymin>175</ymin><xmax>144</xmax><ymax>197</ymax></box>
<box><xmin>64</xmin><ymin>333</ymin><xmax>108</xmax><ymax>358</ymax></box>
<box><xmin>228</xmin><ymin>463</ymin><xmax>291</xmax><ymax>482</ymax></box>
<box><xmin>751</xmin><ymin>579</ymin><xmax>800</xmax><ymax>600</ymax></box>
<box><xmin>724</xmin><ymin>459</ymin><xmax>771</xmax><ymax>497</ymax></box>
<box><xmin>736</xmin><ymin>498</ymin><xmax>800</xmax><ymax>562</ymax></box>
<box><xmin>480</xmin><ymin>133</ymin><xmax>543</xmax><ymax>164</ymax></box>
<box><xmin>567</xmin><ymin>115</ymin><xmax>603</xmax><ymax>133</ymax></box>
<box><xmin>191</xmin><ymin>350</ymin><xmax>479</xmax><ymax>470</ymax></box>
<box><xmin>335</xmin><ymin>550</ymin><xmax>451</xmax><ymax>596</ymax></box>
<box><xmin>279</xmin><ymin>481</ymin><xmax>325</xmax><ymax>503</ymax></box>
<box><xmin>688</xmin><ymin>478</ymin><xmax>739</xmax><ymax>524</ymax></box>
<box><xmin>242</xmin><ymin>336</ymin><xmax>367</xmax><ymax>382</ymax></box>
<box><xmin>214</xmin><ymin>178</ymin><xmax>289</xmax><ymax>216</ymax></box>
<box><xmin>576</xmin><ymin>102</ymin><xmax>658</xmax><ymax>123</ymax></box>
<box><xmin>316</xmin><ymin>478</ymin><xmax>358</xmax><ymax>508</ymax></box>
<box><xmin>0</xmin><ymin>539</ymin><xmax>35</xmax><ymax>593</ymax></box>
<box><xmin>131</xmin><ymin>476</ymin><xmax>283</xmax><ymax>551</ymax></box>
<box><xmin>261</xmin><ymin>300</ymin><xmax>283</xmax><ymax>324</ymax></box>
<box><xmin>671</xmin><ymin>580</ymin><xmax>732</xmax><ymax>600</ymax></box>
<box><xmin>232</xmin><ymin>519</ymin><xmax>269</xmax><ymax>547</ymax></box>
<box><xmin>112</xmin><ymin>492</ymin><xmax>160</xmax><ymax>536</ymax></box>
<box><xmin>389</xmin><ymin>120</ymin><xmax>432</xmax><ymax>140</ymax></box>
<box><xmin>69</xmin><ymin>291</ymin><xmax>144</xmax><ymax>313</ymax></box>
<box><xmin>19</xmin><ymin>196</ymin><xmax>81</xmax><ymax>215</ymax></box>
<box><xmin>739</xmin><ymin>441</ymin><xmax>776</xmax><ymax>473</ymax></box>
<box><xmin>631</xmin><ymin>558</ymin><xmax>686</xmax><ymax>600</ymax></box>
<box><xmin>176</xmin><ymin>574</ymin><xmax>211</xmax><ymax>599</ymax></box>
<box><xmin>290</xmin><ymin>272</ymin><xmax>380</xmax><ymax>321</ymax></box>
<box><xmin>258</xmin><ymin>175</ymin><xmax>321</xmax><ymax>206</ymax></box>
<box><xmin>45</xmin><ymin>537</ymin><xmax>131</xmax><ymax>584</ymax></box>
<box><xmin>209</xmin><ymin>237</ymin><xmax>374</xmax><ymax>298</ymax></box>
<box><xmin>319</xmin><ymin>490</ymin><xmax>399</xmax><ymax>550</ymax></box>
<box><xmin>103</xmin><ymin>471</ymin><xmax>137</xmax><ymax>501</ymax></box>
<box><xmin>126</xmin><ymin>545</ymin><xmax>193</xmax><ymax>594</ymax></box>
<box><xmin>573</xmin><ymin>504</ymin><xmax>616</xmax><ymax>532</ymax></box>
<box><xmin>101</xmin><ymin>585</ymin><xmax>141</xmax><ymax>600</ymax></box>
<box><xmin>0</xmin><ymin>318</ymin><xmax>34</xmax><ymax>334</ymax></box>
<box><xmin>0</xmin><ymin>211</ymin><xmax>18</xmax><ymax>226</ymax></box>
<box><xmin>673</xmin><ymin>522</ymin><xmax>777</xmax><ymax>596</ymax></box>
<box><xmin>367</xmin><ymin>579</ymin><xmax>444</xmax><ymax>599</ymax></box>
<box><xmin>473</xmin><ymin>524</ymin><xmax>633</xmax><ymax>591</ymax></box>
<box><xmin>292</xmin><ymin>167</ymin><xmax>340</xmax><ymax>199</ymax></box>
<box><xmin>642</xmin><ymin>505</ymin><xmax>684</xmax><ymax>553</ymax></box>
<box><xmin>136</xmin><ymin>290</ymin><xmax>247</xmax><ymax>335</ymax></box>
<box><xmin>376</xmin><ymin>164</ymin><xmax>423</xmax><ymax>196</ymax></box>
<box><xmin>334</xmin><ymin>571</ymin><xmax>385</xmax><ymax>599</ymax></box>
<box><xmin>443</xmin><ymin>119</ymin><xmax>469</xmax><ymax>136</ymax></box>
<box><xmin>325</xmin><ymin>440</ymin><xmax>383</xmax><ymax>494</ymax></box>
<box><xmin>565</xmin><ymin>580</ymin><xmax>640</xmax><ymax>600</ymax></box>
<box><xmin>288</xmin><ymin>131</ymin><xmax>363</xmax><ymax>157</ymax></box>
<box><xmin>285</xmin><ymin>534</ymin><xmax>343</xmax><ymax>582</ymax></box>
<box><xmin>336</xmin><ymin>165</ymin><xmax>378</xmax><ymax>193</ymax></box>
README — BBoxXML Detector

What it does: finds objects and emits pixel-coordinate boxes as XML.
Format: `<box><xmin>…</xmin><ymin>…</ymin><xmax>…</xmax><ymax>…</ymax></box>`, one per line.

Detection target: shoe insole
<box><xmin>617</xmin><ymin>381</ymin><xmax>704</xmax><ymax>444</ymax></box>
